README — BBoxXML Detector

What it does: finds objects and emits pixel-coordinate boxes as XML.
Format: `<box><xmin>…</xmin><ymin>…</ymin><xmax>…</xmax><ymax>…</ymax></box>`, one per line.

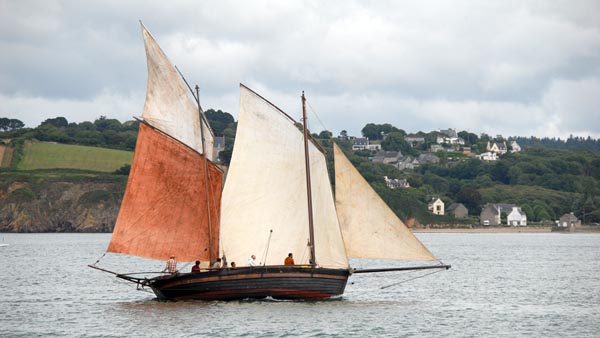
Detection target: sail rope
<box><xmin>380</xmin><ymin>268</ymin><xmax>446</xmax><ymax>290</ymax></box>
<box><xmin>306</xmin><ymin>100</ymin><xmax>330</xmax><ymax>135</ymax></box>
<box><xmin>260</xmin><ymin>229</ymin><xmax>274</xmax><ymax>266</ymax></box>
<box><xmin>300</xmin><ymin>239</ymin><xmax>310</xmax><ymax>265</ymax></box>
<box><xmin>91</xmin><ymin>252</ymin><xmax>106</xmax><ymax>266</ymax></box>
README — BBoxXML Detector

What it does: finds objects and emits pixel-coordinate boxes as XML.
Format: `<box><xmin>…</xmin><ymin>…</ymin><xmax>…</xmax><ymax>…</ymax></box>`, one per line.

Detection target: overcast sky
<box><xmin>1</xmin><ymin>0</ymin><xmax>599</xmax><ymax>139</ymax></box>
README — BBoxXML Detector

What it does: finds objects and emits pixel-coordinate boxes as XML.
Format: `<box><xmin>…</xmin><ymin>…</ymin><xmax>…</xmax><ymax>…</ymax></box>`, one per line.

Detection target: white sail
<box><xmin>334</xmin><ymin>144</ymin><xmax>437</xmax><ymax>261</ymax></box>
<box><xmin>141</xmin><ymin>24</ymin><xmax>214</xmax><ymax>160</ymax></box>
<box><xmin>220</xmin><ymin>85</ymin><xmax>348</xmax><ymax>269</ymax></box>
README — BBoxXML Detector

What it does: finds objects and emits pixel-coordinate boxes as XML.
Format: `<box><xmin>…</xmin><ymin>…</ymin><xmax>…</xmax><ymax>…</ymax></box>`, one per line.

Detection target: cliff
<box><xmin>0</xmin><ymin>173</ymin><xmax>126</xmax><ymax>232</ymax></box>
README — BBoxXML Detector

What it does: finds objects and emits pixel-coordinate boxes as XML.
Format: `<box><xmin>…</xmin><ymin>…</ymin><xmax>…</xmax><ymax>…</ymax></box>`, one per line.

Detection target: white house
<box><xmin>476</xmin><ymin>152</ymin><xmax>497</xmax><ymax>161</ymax></box>
<box><xmin>428</xmin><ymin>198</ymin><xmax>445</xmax><ymax>216</ymax></box>
<box><xmin>511</xmin><ymin>141</ymin><xmax>521</xmax><ymax>153</ymax></box>
<box><xmin>352</xmin><ymin>137</ymin><xmax>381</xmax><ymax>151</ymax></box>
<box><xmin>507</xmin><ymin>207</ymin><xmax>527</xmax><ymax>226</ymax></box>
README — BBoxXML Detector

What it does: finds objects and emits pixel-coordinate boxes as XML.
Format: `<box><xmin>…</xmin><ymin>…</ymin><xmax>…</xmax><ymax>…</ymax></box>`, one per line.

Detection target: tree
<box><xmin>0</xmin><ymin>118</ymin><xmax>25</xmax><ymax>131</ymax></box>
<box><xmin>361</xmin><ymin>123</ymin><xmax>403</xmax><ymax>140</ymax></box>
<box><xmin>41</xmin><ymin>117</ymin><xmax>68</xmax><ymax>128</ymax></box>
<box><xmin>205</xmin><ymin>109</ymin><xmax>235</xmax><ymax>136</ymax></box>
<box><xmin>456</xmin><ymin>186</ymin><xmax>482</xmax><ymax>215</ymax></box>
<box><xmin>490</xmin><ymin>161</ymin><xmax>510</xmax><ymax>184</ymax></box>
<box><xmin>381</xmin><ymin>131</ymin><xmax>415</xmax><ymax>155</ymax></box>
<box><xmin>318</xmin><ymin>130</ymin><xmax>332</xmax><ymax>139</ymax></box>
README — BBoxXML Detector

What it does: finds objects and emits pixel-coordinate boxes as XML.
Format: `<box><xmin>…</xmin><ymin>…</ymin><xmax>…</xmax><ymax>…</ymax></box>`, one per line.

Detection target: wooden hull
<box><xmin>147</xmin><ymin>266</ymin><xmax>350</xmax><ymax>301</ymax></box>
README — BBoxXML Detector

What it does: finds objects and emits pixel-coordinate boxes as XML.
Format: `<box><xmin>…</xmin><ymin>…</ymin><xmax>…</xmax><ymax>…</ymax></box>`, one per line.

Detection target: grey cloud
<box><xmin>1</xmin><ymin>0</ymin><xmax>599</xmax><ymax>138</ymax></box>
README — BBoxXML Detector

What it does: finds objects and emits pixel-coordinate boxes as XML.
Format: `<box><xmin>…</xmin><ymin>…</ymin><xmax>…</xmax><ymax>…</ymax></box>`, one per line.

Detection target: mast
<box><xmin>302</xmin><ymin>92</ymin><xmax>317</xmax><ymax>266</ymax></box>
<box><xmin>196</xmin><ymin>85</ymin><xmax>214</xmax><ymax>264</ymax></box>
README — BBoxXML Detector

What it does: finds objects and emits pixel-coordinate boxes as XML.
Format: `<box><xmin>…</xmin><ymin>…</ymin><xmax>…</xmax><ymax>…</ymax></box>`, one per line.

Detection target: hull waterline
<box><xmin>145</xmin><ymin>266</ymin><xmax>350</xmax><ymax>301</ymax></box>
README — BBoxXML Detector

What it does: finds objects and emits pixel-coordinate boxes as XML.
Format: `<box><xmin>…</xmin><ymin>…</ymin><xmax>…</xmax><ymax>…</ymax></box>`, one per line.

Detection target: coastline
<box><xmin>412</xmin><ymin>226</ymin><xmax>600</xmax><ymax>233</ymax></box>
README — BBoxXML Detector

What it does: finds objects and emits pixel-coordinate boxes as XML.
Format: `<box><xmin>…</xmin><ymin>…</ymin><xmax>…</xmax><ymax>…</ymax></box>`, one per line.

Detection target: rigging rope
<box><xmin>306</xmin><ymin>100</ymin><xmax>330</xmax><ymax>135</ymax></box>
<box><xmin>261</xmin><ymin>229</ymin><xmax>274</xmax><ymax>266</ymax></box>
<box><xmin>91</xmin><ymin>252</ymin><xmax>106</xmax><ymax>266</ymax></box>
<box><xmin>380</xmin><ymin>269</ymin><xmax>445</xmax><ymax>290</ymax></box>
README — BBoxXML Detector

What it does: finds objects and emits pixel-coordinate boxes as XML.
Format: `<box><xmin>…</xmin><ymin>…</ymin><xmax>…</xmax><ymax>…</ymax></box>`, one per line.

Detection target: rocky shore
<box><xmin>0</xmin><ymin>177</ymin><xmax>125</xmax><ymax>232</ymax></box>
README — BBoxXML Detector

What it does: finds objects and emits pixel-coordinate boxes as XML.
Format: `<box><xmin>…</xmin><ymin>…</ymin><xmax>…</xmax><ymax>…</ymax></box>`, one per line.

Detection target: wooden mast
<box><xmin>195</xmin><ymin>85</ymin><xmax>214</xmax><ymax>264</ymax></box>
<box><xmin>302</xmin><ymin>92</ymin><xmax>317</xmax><ymax>266</ymax></box>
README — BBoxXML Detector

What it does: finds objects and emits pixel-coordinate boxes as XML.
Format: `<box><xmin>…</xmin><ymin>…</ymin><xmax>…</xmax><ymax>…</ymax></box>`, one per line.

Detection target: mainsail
<box><xmin>107</xmin><ymin>24</ymin><xmax>223</xmax><ymax>262</ymax></box>
<box><xmin>219</xmin><ymin>85</ymin><xmax>348</xmax><ymax>269</ymax></box>
<box><xmin>334</xmin><ymin>143</ymin><xmax>437</xmax><ymax>261</ymax></box>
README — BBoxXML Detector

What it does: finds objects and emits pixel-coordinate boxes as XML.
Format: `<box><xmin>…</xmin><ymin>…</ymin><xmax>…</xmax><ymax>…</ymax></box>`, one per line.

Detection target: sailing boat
<box><xmin>90</xmin><ymin>24</ymin><xmax>449</xmax><ymax>301</ymax></box>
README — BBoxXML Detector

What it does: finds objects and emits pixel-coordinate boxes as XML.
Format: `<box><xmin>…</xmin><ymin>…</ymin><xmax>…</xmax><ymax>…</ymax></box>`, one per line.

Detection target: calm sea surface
<box><xmin>1</xmin><ymin>233</ymin><xmax>599</xmax><ymax>338</ymax></box>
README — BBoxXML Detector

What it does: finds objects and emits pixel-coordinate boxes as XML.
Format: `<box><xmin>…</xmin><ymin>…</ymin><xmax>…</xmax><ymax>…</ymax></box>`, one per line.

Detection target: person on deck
<box><xmin>212</xmin><ymin>258</ymin><xmax>222</xmax><ymax>269</ymax></box>
<box><xmin>284</xmin><ymin>253</ymin><xmax>295</xmax><ymax>265</ymax></box>
<box><xmin>248</xmin><ymin>255</ymin><xmax>257</xmax><ymax>267</ymax></box>
<box><xmin>163</xmin><ymin>255</ymin><xmax>177</xmax><ymax>273</ymax></box>
<box><xmin>191</xmin><ymin>260</ymin><xmax>201</xmax><ymax>272</ymax></box>
<box><xmin>230</xmin><ymin>262</ymin><xmax>236</xmax><ymax>268</ymax></box>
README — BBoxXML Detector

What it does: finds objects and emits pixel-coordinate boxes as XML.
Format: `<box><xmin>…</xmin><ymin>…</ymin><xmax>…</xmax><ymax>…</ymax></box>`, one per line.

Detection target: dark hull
<box><xmin>147</xmin><ymin>266</ymin><xmax>350</xmax><ymax>301</ymax></box>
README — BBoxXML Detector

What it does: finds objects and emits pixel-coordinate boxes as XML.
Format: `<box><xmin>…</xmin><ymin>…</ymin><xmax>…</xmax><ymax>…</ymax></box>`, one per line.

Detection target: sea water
<box><xmin>1</xmin><ymin>233</ymin><xmax>599</xmax><ymax>337</ymax></box>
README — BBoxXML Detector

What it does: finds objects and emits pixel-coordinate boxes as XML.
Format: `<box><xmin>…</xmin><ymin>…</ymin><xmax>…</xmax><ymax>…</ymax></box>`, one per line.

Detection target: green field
<box><xmin>17</xmin><ymin>142</ymin><xmax>133</xmax><ymax>172</ymax></box>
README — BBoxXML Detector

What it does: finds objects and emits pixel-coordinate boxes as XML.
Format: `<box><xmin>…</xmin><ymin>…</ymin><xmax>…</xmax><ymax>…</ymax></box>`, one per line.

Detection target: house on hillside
<box><xmin>480</xmin><ymin>204</ymin><xmax>501</xmax><ymax>226</ymax></box>
<box><xmin>447</xmin><ymin>203</ymin><xmax>468</xmax><ymax>218</ymax></box>
<box><xmin>352</xmin><ymin>138</ymin><xmax>368</xmax><ymax>150</ymax></box>
<box><xmin>372</xmin><ymin>151</ymin><xmax>402</xmax><ymax>165</ymax></box>
<box><xmin>396</xmin><ymin>156</ymin><xmax>420</xmax><ymax>170</ymax></box>
<box><xmin>352</xmin><ymin>137</ymin><xmax>381</xmax><ymax>151</ymax></box>
<box><xmin>439</xmin><ymin>128</ymin><xmax>458</xmax><ymax>138</ymax></box>
<box><xmin>558</xmin><ymin>213</ymin><xmax>581</xmax><ymax>227</ymax></box>
<box><xmin>510</xmin><ymin>141</ymin><xmax>521</xmax><ymax>153</ymax></box>
<box><xmin>214</xmin><ymin>136</ymin><xmax>225</xmax><ymax>158</ymax></box>
<box><xmin>428</xmin><ymin>198</ymin><xmax>445</xmax><ymax>216</ymax></box>
<box><xmin>383</xmin><ymin>176</ymin><xmax>410</xmax><ymax>189</ymax></box>
<box><xmin>487</xmin><ymin>141</ymin><xmax>508</xmax><ymax>155</ymax></box>
<box><xmin>405</xmin><ymin>136</ymin><xmax>425</xmax><ymax>147</ymax></box>
<box><xmin>417</xmin><ymin>153</ymin><xmax>440</xmax><ymax>164</ymax></box>
<box><xmin>430</xmin><ymin>144</ymin><xmax>444</xmax><ymax>152</ymax></box>
<box><xmin>507</xmin><ymin>207</ymin><xmax>527</xmax><ymax>226</ymax></box>
<box><xmin>476</xmin><ymin>152</ymin><xmax>497</xmax><ymax>161</ymax></box>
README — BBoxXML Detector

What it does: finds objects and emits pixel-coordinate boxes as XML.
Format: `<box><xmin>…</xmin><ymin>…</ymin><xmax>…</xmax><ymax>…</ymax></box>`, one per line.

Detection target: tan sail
<box><xmin>108</xmin><ymin>123</ymin><xmax>222</xmax><ymax>262</ymax></box>
<box><xmin>334</xmin><ymin>143</ymin><xmax>437</xmax><ymax>261</ymax></box>
<box><xmin>140</xmin><ymin>24</ymin><xmax>214</xmax><ymax>160</ymax></box>
<box><xmin>219</xmin><ymin>85</ymin><xmax>348</xmax><ymax>269</ymax></box>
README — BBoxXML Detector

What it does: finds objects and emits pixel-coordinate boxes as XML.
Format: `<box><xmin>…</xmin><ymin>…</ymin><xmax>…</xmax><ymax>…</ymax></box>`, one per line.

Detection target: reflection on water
<box><xmin>1</xmin><ymin>233</ymin><xmax>599</xmax><ymax>337</ymax></box>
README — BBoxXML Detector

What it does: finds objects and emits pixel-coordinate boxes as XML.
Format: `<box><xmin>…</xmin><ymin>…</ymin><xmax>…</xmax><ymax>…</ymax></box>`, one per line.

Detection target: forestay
<box><xmin>334</xmin><ymin>144</ymin><xmax>437</xmax><ymax>261</ymax></box>
<box><xmin>219</xmin><ymin>85</ymin><xmax>348</xmax><ymax>269</ymax></box>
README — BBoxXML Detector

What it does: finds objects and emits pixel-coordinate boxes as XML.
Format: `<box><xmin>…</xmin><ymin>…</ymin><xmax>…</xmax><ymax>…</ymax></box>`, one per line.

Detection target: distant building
<box><xmin>214</xmin><ymin>136</ymin><xmax>225</xmax><ymax>154</ymax></box>
<box><xmin>510</xmin><ymin>141</ymin><xmax>521</xmax><ymax>153</ymax></box>
<box><xmin>383</xmin><ymin>176</ymin><xmax>410</xmax><ymax>189</ymax></box>
<box><xmin>430</xmin><ymin>144</ymin><xmax>444</xmax><ymax>152</ymax></box>
<box><xmin>428</xmin><ymin>198</ymin><xmax>445</xmax><ymax>216</ymax></box>
<box><xmin>476</xmin><ymin>152</ymin><xmax>497</xmax><ymax>161</ymax></box>
<box><xmin>395</xmin><ymin>156</ymin><xmax>420</xmax><ymax>170</ymax></box>
<box><xmin>558</xmin><ymin>213</ymin><xmax>581</xmax><ymax>228</ymax></box>
<box><xmin>507</xmin><ymin>207</ymin><xmax>527</xmax><ymax>226</ymax></box>
<box><xmin>447</xmin><ymin>203</ymin><xmax>468</xmax><ymax>218</ymax></box>
<box><xmin>352</xmin><ymin>137</ymin><xmax>381</xmax><ymax>151</ymax></box>
<box><xmin>480</xmin><ymin>204</ymin><xmax>501</xmax><ymax>226</ymax></box>
<box><xmin>417</xmin><ymin>153</ymin><xmax>440</xmax><ymax>164</ymax></box>
<box><xmin>405</xmin><ymin>136</ymin><xmax>425</xmax><ymax>147</ymax></box>
<box><xmin>372</xmin><ymin>151</ymin><xmax>402</xmax><ymax>165</ymax></box>
<box><xmin>487</xmin><ymin>141</ymin><xmax>508</xmax><ymax>155</ymax></box>
<box><xmin>439</xmin><ymin>128</ymin><xmax>458</xmax><ymax>138</ymax></box>
<box><xmin>352</xmin><ymin>138</ymin><xmax>369</xmax><ymax>150</ymax></box>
